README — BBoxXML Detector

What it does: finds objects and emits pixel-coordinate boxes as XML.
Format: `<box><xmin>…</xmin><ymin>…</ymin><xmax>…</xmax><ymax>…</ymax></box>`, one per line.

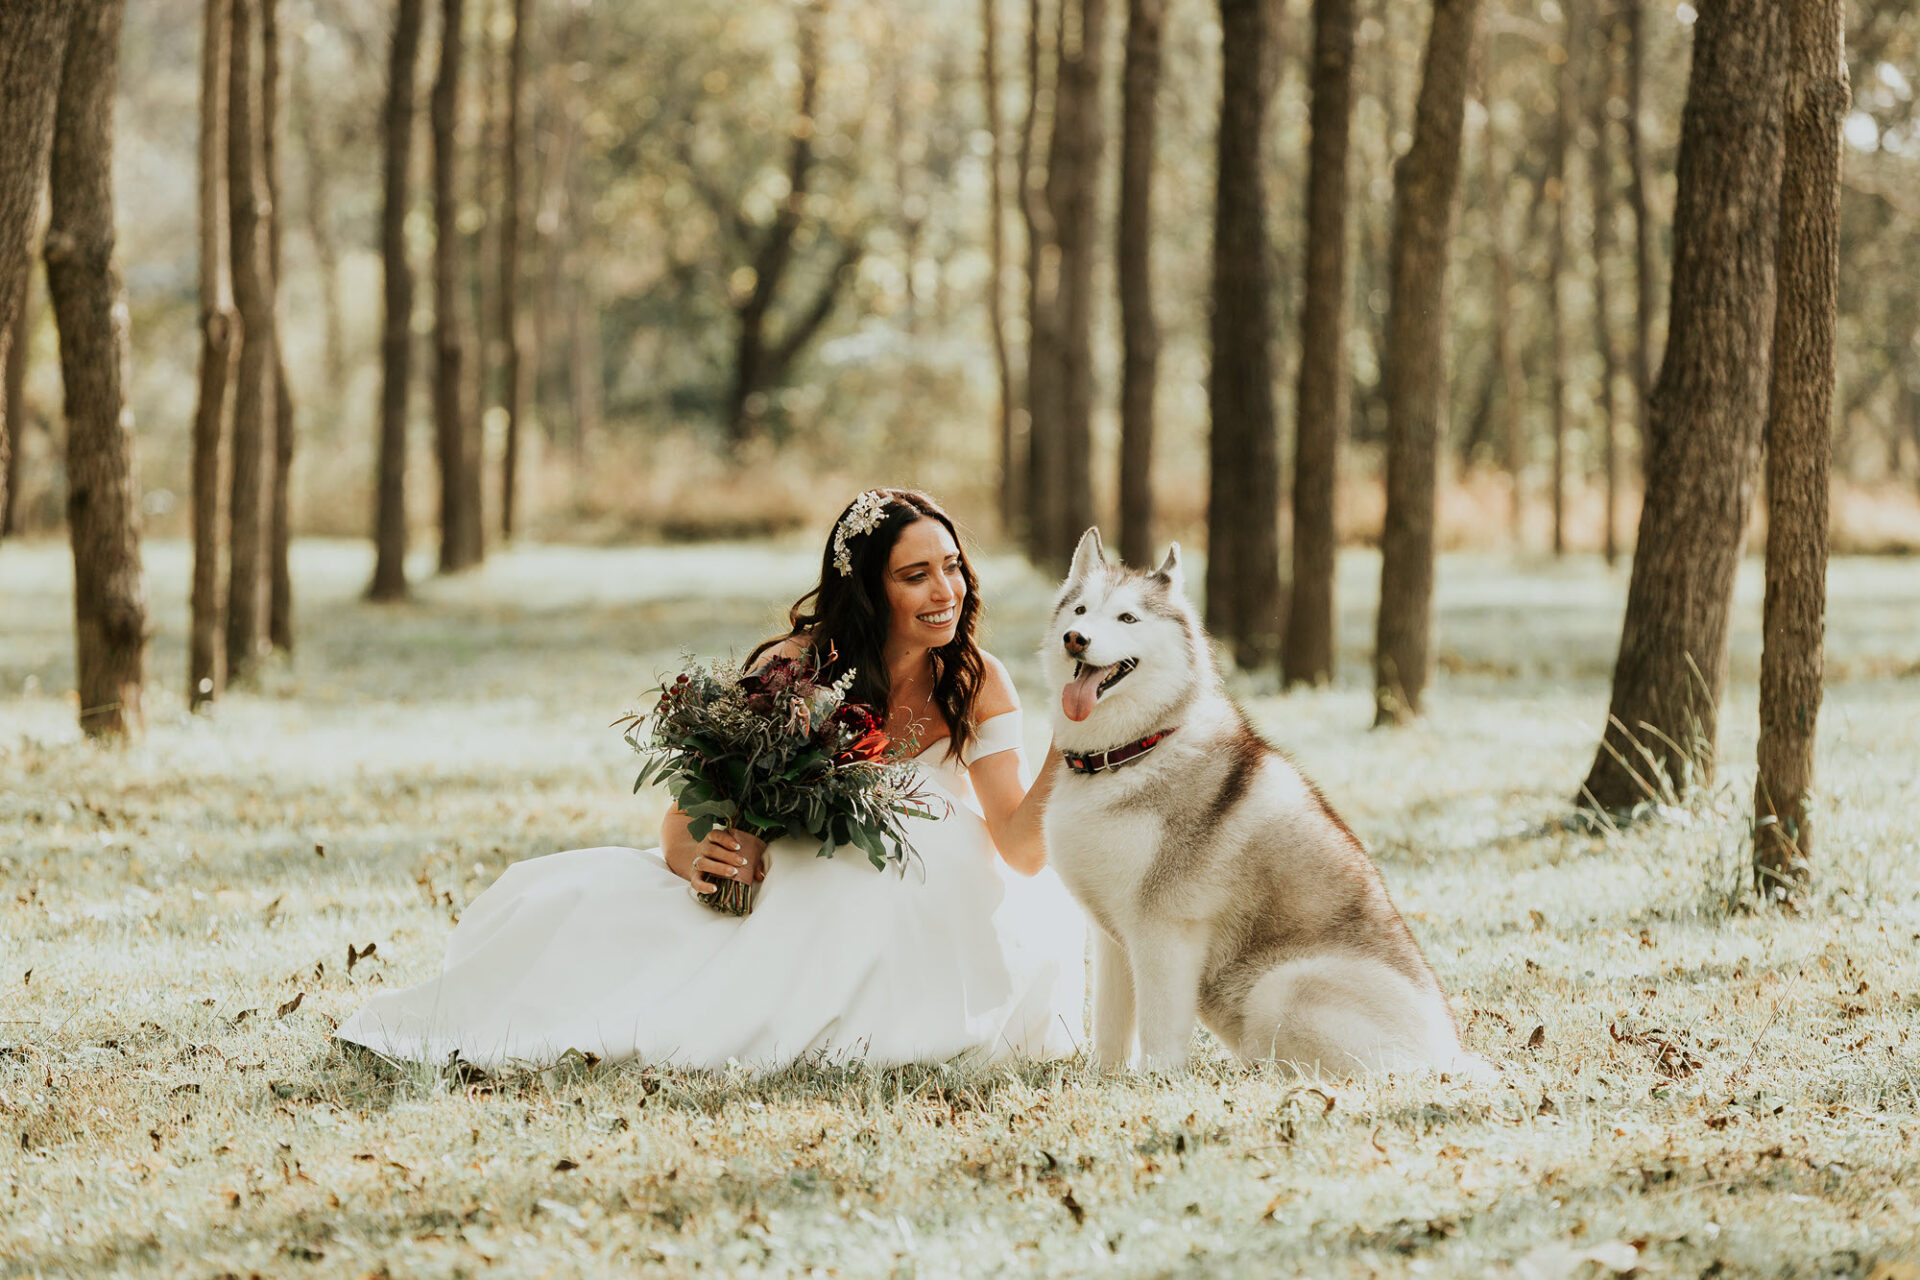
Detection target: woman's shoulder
<box><xmin>973</xmin><ymin>651</ymin><xmax>1021</xmax><ymax>722</ymax></box>
<box><xmin>748</xmin><ymin>633</ymin><xmax>814</xmax><ymax>673</ymax></box>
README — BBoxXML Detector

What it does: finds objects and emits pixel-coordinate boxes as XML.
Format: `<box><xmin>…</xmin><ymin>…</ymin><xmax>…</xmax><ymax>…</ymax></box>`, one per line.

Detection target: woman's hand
<box><xmin>666</xmin><ymin>819</ymin><xmax>769</xmax><ymax>894</ymax></box>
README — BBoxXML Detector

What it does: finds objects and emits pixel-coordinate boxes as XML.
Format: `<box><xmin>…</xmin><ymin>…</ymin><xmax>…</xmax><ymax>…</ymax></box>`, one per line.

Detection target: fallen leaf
<box><xmin>1526</xmin><ymin>1025</ymin><xmax>1547</xmax><ymax>1050</ymax></box>
<box><xmin>1261</xmin><ymin>1192</ymin><xmax>1289</xmax><ymax>1220</ymax></box>
<box><xmin>276</xmin><ymin>993</ymin><xmax>304</xmax><ymax>1018</ymax></box>
<box><xmin>553</xmin><ymin>1157</ymin><xmax>579</xmax><ymax>1172</ymax></box>
<box><xmin>21</xmin><ymin>970</ymin><xmax>29</xmax><ymax>985</ymax></box>
<box><xmin>1060</xmin><ymin>1188</ymin><xmax>1084</xmax><ymax>1225</ymax></box>
<box><xmin>314</xmin><ymin>844</ymin><xmax>326</xmax><ymax>858</ymax></box>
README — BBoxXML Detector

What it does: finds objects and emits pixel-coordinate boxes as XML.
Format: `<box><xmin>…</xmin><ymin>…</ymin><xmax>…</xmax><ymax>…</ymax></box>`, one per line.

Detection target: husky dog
<box><xmin>1042</xmin><ymin>529</ymin><xmax>1468</xmax><ymax>1075</ymax></box>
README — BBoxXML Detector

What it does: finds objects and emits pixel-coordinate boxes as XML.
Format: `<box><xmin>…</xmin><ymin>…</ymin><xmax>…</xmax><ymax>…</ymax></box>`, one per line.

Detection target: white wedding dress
<box><xmin>335</xmin><ymin>711</ymin><xmax>1086</xmax><ymax>1072</ymax></box>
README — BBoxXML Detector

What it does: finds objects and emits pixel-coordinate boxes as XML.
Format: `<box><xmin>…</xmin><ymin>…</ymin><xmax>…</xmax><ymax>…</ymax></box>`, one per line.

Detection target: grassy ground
<box><xmin>3</xmin><ymin>535</ymin><xmax>1919</xmax><ymax>1278</ymax></box>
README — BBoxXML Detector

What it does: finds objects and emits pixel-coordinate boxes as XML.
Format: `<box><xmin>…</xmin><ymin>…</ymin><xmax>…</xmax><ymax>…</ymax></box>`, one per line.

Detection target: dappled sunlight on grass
<box><xmin>3</xmin><ymin>538</ymin><xmax>1918</xmax><ymax>1275</ymax></box>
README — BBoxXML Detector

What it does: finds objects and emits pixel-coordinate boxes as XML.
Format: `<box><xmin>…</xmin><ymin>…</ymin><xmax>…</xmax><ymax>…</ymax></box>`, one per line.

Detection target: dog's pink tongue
<box><xmin>1062</xmin><ymin>664</ymin><xmax>1107</xmax><ymax>723</ymax></box>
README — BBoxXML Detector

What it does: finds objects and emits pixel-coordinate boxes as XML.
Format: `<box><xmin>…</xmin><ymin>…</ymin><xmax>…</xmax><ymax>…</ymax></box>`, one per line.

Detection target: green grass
<box><xmin>3</xmin><ymin>536</ymin><xmax>1919</xmax><ymax>1277</ymax></box>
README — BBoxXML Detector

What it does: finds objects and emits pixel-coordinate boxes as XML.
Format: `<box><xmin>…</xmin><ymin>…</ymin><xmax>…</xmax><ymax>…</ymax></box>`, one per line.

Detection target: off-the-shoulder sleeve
<box><xmin>961</xmin><ymin>710</ymin><xmax>1024</xmax><ymax>767</ymax></box>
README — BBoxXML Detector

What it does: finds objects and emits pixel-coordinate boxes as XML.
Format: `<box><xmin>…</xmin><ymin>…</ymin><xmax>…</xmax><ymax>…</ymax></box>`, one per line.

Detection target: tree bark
<box><xmin>1115</xmin><ymin>0</ymin><xmax>1163</xmax><ymax>569</ymax></box>
<box><xmin>984</xmin><ymin>0</ymin><xmax>1021</xmax><ymax>538</ymax></box>
<box><xmin>1577</xmin><ymin>1</ymin><xmax>1785</xmax><ymax>812</ymax></box>
<box><xmin>1206</xmin><ymin>0</ymin><xmax>1283</xmax><ymax>670</ymax></box>
<box><xmin>262</xmin><ymin>0</ymin><xmax>294</xmax><ymax>652</ymax></box>
<box><xmin>433</xmin><ymin>0</ymin><xmax>482</xmax><ymax>572</ymax></box>
<box><xmin>0</xmin><ymin>0</ymin><xmax>71</xmax><ymax>543</ymax></box>
<box><xmin>498</xmin><ymin>0</ymin><xmax>528</xmax><ymax>540</ymax></box>
<box><xmin>1754</xmin><ymin>0</ymin><xmax>1845</xmax><ymax>902</ymax></box>
<box><xmin>225</xmin><ymin>0</ymin><xmax>275</xmax><ymax>680</ymax></box>
<box><xmin>47</xmin><ymin>0</ymin><xmax>149</xmax><ymax>740</ymax></box>
<box><xmin>1371</xmin><ymin>0</ymin><xmax>1480</xmax><ymax>725</ymax></box>
<box><xmin>1587</xmin><ymin>0</ymin><xmax>1621</xmax><ymax>568</ymax></box>
<box><xmin>369</xmin><ymin>0</ymin><xmax>427</xmax><ymax>602</ymax></box>
<box><xmin>1546</xmin><ymin>0</ymin><xmax>1575</xmax><ymax>559</ymax></box>
<box><xmin>191</xmin><ymin>0</ymin><xmax>237</xmax><ymax>710</ymax></box>
<box><xmin>1020</xmin><ymin>0</ymin><xmax>1061</xmax><ymax>564</ymax></box>
<box><xmin>1283</xmin><ymin>0</ymin><xmax>1356</xmax><ymax>687</ymax></box>
<box><xmin>1043</xmin><ymin>0</ymin><xmax>1105</xmax><ymax>573</ymax></box>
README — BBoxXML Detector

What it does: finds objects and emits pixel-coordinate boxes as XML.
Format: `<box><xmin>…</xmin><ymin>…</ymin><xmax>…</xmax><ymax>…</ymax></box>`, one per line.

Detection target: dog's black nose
<box><xmin>1063</xmin><ymin>630</ymin><xmax>1089</xmax><ymax>656</ymax></box>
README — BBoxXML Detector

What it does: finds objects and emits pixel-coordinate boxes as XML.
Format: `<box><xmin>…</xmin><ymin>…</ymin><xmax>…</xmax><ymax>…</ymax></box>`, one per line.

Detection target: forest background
<box><xmin>4</xmin><ymin>0</ymin><xmax>1916</xmax><ymax>560</ymax></box>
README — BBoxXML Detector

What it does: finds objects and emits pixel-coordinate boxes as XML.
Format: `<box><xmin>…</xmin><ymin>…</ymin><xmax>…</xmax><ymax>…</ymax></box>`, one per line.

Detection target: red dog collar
<box><xmin>1062</xmin><ymin>727</ymin><xmax>1177</xmax><ymax>776</ymax></box>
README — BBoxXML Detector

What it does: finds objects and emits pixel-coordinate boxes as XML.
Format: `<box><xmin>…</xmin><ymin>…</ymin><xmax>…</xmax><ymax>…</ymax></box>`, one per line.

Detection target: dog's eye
<box><xmin>1073</xmin><ymin>605</ymin><xmax>1086</xmax><ymax>616</ymax></box>
<box><xmin>1118</xmin><ymin>613</ymin><xmax>1138</xmax><ymax>624</ymax></box>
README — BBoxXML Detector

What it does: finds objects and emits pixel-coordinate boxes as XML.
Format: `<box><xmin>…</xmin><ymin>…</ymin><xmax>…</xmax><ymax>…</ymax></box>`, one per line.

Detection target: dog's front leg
<box><xmin>1129</xmin><ymin>925</ymin><xmax>1207</xmax><ymax>1074</ymax></box>
<box><xmin>1090</xmin><ymin>928</ymin><xmax>1135</xmax><ymax>1068</ymax></box>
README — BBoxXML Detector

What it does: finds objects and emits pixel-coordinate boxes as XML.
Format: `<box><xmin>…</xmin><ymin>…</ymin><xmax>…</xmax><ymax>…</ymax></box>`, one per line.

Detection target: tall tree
<box><xmin>1043</xmin><ymin>0</ymin><xmax>1105</xmax><ymax>572</ymax></box>
<box><xmin>1577</xmin><ymin>1</ymin><xmax>1786</xmax><ymax>812</ymax></box>
<box><xmin>1754</xmin><ymin>0</ymin><xmax>1847</xmax><ymax>901</ymax></box>
<box><xmin>717</xmin><ymin>5</ymin><xmax>864</xmax><ymax>448</ymax></box>
<box><xmin>1481</xmin><ymin>96</ymin><xmax>1527</xmax><ymax>543</ymax></box>
<box><xmin>1546</xmin><ymin>0</ymin><xmax>1576</xmax><ymax>558</ymax></box>
<box><xmin>1371</xmin><ymin>0</ymin><xmax>1480</xmax><ymax>725</ymax></box>
<box><xmin>1283</xmin><ymin>0</ymin><xmax>1356</xmax><ymax>687</ymax></box>
<box><xmin>2</xmin><ymin>296</ymin><xmax>29</xmax><ymax>538</ymax></box>
<box><xmin>290</xmin><ymin>31</ymin><xmax>344</xmax><ymax>396</ymax></box>
<box><xmin>0</xmin><ymin>0</ymin><xmax>71</xmax><ymax>539</ymax></box>
<box><xmin>983</xmin><ymin>0</ymin><xmax>1021</xmax><ymax>536</ymax></box>
<box><xmin>1587</xmin><ymin>0</ymin><xmax>1622</xmax><ymax>567</ymax></box>
<box><xmin>1206</xmin><ymin>0</ymin><xmax>1282</xmax><ymax>670</ymax></box>
<box><xmin>1115</xmin><ymin>0</ymin><xmax>1163</xmax><ymax>569</ymax></box>
<box><xmin>1020</xmin><ymin>0</ymin><xmax>1060</xmax><ymax>563</ymax></box>
<box><xmin>497</xmin><ymin>0</ymin><xmax>529</xmax><ymax>540</ymax></box>
<box><xmin>369</xmin><ymin>0</ymin><xmax>428</xmax><ymax>602</ymax></box>
<box><xmin>262</xmin><ymin>0</ymin><xmax>295</xmax><ymax>652</ymax></box>
<box><xmin>433</xmin><ymin>0</ymin><xmax>483</xmax><ymax>572</ymax></box>
<box><xmin>47</xmin><ymin>0</ymin><xmax>149</xmax><ymax>739</ymax></box>
<box><xmin>225</xmin><ymin>0</ymin><xmax>275</xmax><ymax>681</ymax></box>
<box><xmin>190</xmin><ymin>0</ymin><xmax>237</xmax><ymax>710</ymax></box>
<box><xmin>1623</xmin><ymin>0</ymin><xmax>1655</xmax><ymax>485</ymax></box>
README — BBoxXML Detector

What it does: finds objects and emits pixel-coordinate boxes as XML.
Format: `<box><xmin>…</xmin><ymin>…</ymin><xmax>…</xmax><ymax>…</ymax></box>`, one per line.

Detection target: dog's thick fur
<box><xmin>1042</xmin><ymin>529</ymin><xmax>1469</xmax><ymax>1075</ymax></box>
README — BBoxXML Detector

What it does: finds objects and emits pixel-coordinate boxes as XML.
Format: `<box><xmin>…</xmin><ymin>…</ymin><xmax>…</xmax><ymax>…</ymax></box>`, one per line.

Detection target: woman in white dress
<box><xmin>336</xmin><ymin>489</ymin><xmax>1085</xmax><ymax>1072</ymax></box>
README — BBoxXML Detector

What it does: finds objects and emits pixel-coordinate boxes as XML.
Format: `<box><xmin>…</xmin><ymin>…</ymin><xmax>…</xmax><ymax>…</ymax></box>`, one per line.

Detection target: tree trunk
<box><xmin>290</xmin><ymin>32</ymin><xmax>344</xmax><ymax>396</ymax></box>
<box><xmin>1116</xmin><ymin>0</ymin><xmax>1163</xmax><ymax>569</ymax></box>
<box><xmin>1283</xmin><ymin>0</ymin><xmax>1356</xmax><ymax>687</ymax></box>
<box><xmin>1587</xmin><ymin>0</ymin><xmax>1621</xmax><ymax>568</ymax></box>
<box><xmin>1043</xmin><ymin>0</ymin><xmax>1104</xmax><ymax>573</ymax></box>
<box><xmin>498</xmin><ymin>0</ymin><xmax>528</xmax><ymax>540</ymax></box>
<box><xmin>1020</xmin><ymin>0</ymin><xmax>1061</xmax><ymax>564</ymax></box>
<box><xmin>433</xmin><ymin>0</ymin><xmax>482</xmax><ymax>572</ymax></box>
<box><xmin>1371</xmin><ymin>0</ymin><xmax>1480</xmax><ymax>725</ymax></box>
<box><xmin>1577</xmin><ymin>1</ymin><xmax>1785</xmax><ymax>812</ymax></box>
<box><xmin>262</xmin><ymin>0</ymin><xmax>294</xmax><ymax>652</ymax></box>
<box><xmin>369</xmin><ymin>0</ymin><xmax>426</xmax><ymax>602</ymax></box>
<box><xmin>1546</xmin><ymin>0</ymin><xmax>1575</xmax><ymax>559</ymax></box>
<box><xmin>0</xmin><ymin>0</ymin><xmax>71</xmax><ymax>544</ymax></box>
<box><xmin>1206</xmin><ymin>0</ymin><xmax>1283</xmax><ymax>670</ymax></box>
<box><xmin>1754</xmin><ymin>0</ymin><xmax>1845</xmax><ymax>902</ymax></box>
<box><xmin>2</xmin><ymin>294</ymin><xmax>30</xmax><ymax>539</ymax></box>
<box><xmin>1623</xmin><ymin>0</ymin><xmax>1655</xmax><ymax>485</ymax></box>
<box><xmin>47</xmin><ymin>0</ymin><xmax>148</xmax><ymax>740</ymax></box>
<box><xmin>191</xmin><ymin>0</ymin><xmax>237</xmax><ymax>710</ymax></box>
<box><xmin>225</xmin><ymin>0</ymin><xmax>275</xmax><ymax>680</ymax></box>
<box><xmin>984</xmin><ymin>0</ymin><xmax>1021</xmax><ymax>538</ymax></box>
<box><xmin>1482</xmin><ymin>98</ymin><xmax>1526</xmax><ymax>544</ymax></box>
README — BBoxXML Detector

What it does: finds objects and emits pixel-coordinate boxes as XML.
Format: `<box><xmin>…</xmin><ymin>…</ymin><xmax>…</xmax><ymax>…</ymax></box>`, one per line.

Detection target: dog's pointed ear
<box><xmin>1068</xmin><ymin>527</ymin><xmax>1106</xmax><ymax>583</ymax></box>
<box><xmin>1153</xmin><ymin>542</ymin><xmax>1184</xmax><ymax>594</ymax></box>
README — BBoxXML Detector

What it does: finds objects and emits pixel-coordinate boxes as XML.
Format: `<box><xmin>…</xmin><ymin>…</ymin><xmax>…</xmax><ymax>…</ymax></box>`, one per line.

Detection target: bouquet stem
<box><xmin>703</xmin><ymin>875</ymin><xmax>757</xmax><ymax>917</ymax></box>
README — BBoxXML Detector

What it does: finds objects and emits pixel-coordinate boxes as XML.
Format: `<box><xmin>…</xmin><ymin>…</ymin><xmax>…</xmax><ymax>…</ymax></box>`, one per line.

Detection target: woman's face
<box><xmin>882</xmin><ymin>518</ymin><xmax>966</xmax><ymax>651</ymax></box>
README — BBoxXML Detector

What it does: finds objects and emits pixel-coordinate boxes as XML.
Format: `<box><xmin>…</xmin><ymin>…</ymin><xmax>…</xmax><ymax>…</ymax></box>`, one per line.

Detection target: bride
<box><xmin>335</xmin><ymin>488</ymin><xmax>1086</xmax><ymax>1072</ymax></box>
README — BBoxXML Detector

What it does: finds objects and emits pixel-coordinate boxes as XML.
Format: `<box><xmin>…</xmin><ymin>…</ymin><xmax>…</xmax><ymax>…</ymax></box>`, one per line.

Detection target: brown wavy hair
<box><xmin>747</xmin><ymin>489</ymin><xmax>986</xmax><ymax>762</ymax></box>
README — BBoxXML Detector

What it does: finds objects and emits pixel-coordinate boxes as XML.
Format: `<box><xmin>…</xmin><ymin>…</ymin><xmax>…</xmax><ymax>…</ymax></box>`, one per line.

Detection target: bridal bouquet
<box><xmin>620</xmin><ymin>654</ymin><xmax>937</xmax><ymax>916</ymax></box>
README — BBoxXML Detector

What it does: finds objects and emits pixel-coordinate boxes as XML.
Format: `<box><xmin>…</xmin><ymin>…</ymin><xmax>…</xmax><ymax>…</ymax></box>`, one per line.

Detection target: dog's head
<box><xmin>1042</xmin><ymin>528</ymin><xmax>1207</xmax><ymax>744</ymax></box>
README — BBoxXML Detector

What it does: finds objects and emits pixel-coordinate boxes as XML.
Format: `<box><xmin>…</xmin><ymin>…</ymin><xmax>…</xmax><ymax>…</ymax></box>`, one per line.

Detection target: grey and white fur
<box><xmin>1042</xmin><ymin>528</ymin><xmax>1472</xmax><ymax>1076</ymax></box>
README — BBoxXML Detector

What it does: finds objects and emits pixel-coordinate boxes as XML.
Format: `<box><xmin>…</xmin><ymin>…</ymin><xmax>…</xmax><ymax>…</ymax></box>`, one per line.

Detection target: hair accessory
<box><xmin>832</xmin><ymin>490</ymin><xmax>892</xmax><ymax>577</ymax></box>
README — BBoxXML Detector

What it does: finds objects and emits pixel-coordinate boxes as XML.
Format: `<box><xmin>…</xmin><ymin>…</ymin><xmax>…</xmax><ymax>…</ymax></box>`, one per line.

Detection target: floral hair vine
<box><xmin>832</xmin><ymin>490</ymin><xmax>892</xmax><ymax>577</ymax></box>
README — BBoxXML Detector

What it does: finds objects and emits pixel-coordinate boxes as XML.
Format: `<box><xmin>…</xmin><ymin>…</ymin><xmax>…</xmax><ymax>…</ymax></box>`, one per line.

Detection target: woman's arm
<box><xmin>970</xmin><ymin>741</ymin><xmax>1058</xmax><ymax>876</ymax></box>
